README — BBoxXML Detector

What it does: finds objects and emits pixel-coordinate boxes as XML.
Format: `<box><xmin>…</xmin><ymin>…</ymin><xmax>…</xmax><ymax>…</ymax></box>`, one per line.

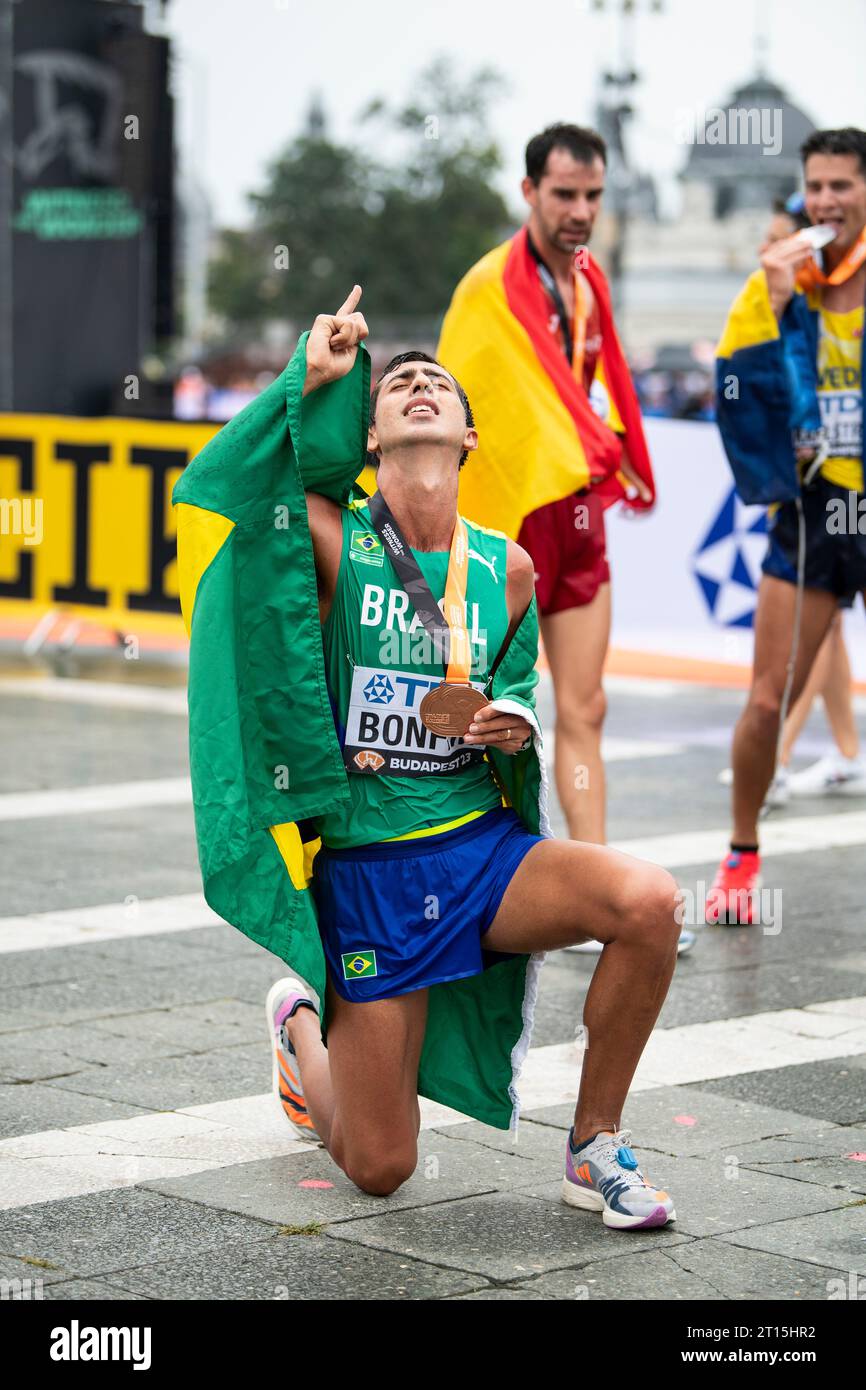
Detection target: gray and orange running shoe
<box><xmin>265</xmin><ymin>978</ymin><xmax>321</xmax><ymax>1143</ymax></box>
<box><xmin>562</xmin><ymin>1127</ymin><xmax>676</xmax><ymax>1230</ymax></box>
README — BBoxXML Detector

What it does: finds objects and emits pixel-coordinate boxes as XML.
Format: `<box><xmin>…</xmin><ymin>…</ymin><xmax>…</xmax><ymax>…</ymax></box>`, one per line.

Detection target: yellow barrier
<box><xmin>0</xmin><ymin>414</ymin><xmax>380</xmax><ymax>644</ymax></box>
<box><xmin>0</xmin><ymin>414</ymin><xmax>218</xmax><ymax>639</ymax></box>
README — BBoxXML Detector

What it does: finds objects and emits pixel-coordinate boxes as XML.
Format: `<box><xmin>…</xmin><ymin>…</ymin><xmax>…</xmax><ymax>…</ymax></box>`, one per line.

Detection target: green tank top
<box><xmin>314</xmin><ymin>497</ymin><xmax>510</xmax><ymax>849</ymax></box>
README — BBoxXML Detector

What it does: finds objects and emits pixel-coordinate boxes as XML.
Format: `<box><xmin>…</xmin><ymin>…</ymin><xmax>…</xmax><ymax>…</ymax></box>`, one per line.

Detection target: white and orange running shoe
<box><xmin>265</xmin><ymin>978</ymin><xmax>321</xmax><ymax>1143</ymax></box>
<box><xmin>562</xmin><ymin>1127</ymin><xmax>676</xmax><ymax>1230</ymax></box>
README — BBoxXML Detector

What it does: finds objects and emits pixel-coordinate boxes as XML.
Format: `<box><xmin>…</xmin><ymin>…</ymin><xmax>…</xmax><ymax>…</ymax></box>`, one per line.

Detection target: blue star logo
<box><xmin>363</xmin><ymin>673</ymin><xmax>395</xmax><ymax>704</ymax></box>
<box><xmin>691</xmin><ymin>487</ymin><xmax>767</xmax><ymax>629</ymax></box>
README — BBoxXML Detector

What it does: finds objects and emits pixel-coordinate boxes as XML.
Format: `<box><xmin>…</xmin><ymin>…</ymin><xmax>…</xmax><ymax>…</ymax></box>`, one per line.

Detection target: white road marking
<box><xmin>613</xmin><ymin>810</ymin><xmax>866</xmax><ymax>868</ymax></box>
<box><xmin>497</xmin><ymin>997</ymin><xmax>866</xmax><ymax>1114</ymax></box>
<box><xmin>1</xmin><ymin>670</ymin><xmax>862</xmax><ymax>716</ymax></box>
<box><xmin>0</xmin><ymin>777</ymin><xmax>192</xmax><ymax>822</ymax></box>
<box><xmin>0</xmin><ymin>1100</ymin><xmax>315</xmax><ymax>1211</ymax></box>
<box><xmin>4</xmin><ymin>806</ymin><xmax>866</xmax><ymax>950</ymax></box>
<box><xmin>602</xmin><ymin>736</ymin><xmax>686</xmax><ymax>761</ymax></box>
<box><xmin>603</xmin><ymin>674</ymin><xmax>690</xmax><ymax>699</ymax></box>
<box><xmin>0</xmin><ymin>893</ymin><xmax>220</xmax><ymax>954</ymax></box>
<box><xmin>1</xmin><ymin>996</ymin><xmax>864</xmax><ymax>1211</ymax></box>
<box><xmin>543</xmin><ymin>731</ymin><xmax>686</xmax><ymax>763</ymax></box>
<box><xmin>0</xmin><ymin>677</ymin><xmax>187</xmax><ymax>715</ymax></box>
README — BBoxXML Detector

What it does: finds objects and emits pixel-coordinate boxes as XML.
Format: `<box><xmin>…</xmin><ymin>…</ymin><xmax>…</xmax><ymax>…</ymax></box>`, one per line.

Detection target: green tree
<box><xmin>208</xmin><ymin>130</ymin><xmax>379</xmax><ymax>326</ymax></box>
<box><xmin>358</xmin><ymin>59</ymin><xmax>511</xmax><ymax>318</ymax></box>
<box><xmin>207</xmin><ymin>63</ymin><xmax>512</xmax><ymax>333</ymax></box>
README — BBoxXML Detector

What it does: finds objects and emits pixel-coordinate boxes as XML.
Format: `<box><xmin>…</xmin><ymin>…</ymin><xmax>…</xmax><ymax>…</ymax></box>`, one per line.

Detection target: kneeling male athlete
<box><xmin>267</xmin><ymin>288</ymin><xmax>681</xmax><ymax>1231</ymax></box>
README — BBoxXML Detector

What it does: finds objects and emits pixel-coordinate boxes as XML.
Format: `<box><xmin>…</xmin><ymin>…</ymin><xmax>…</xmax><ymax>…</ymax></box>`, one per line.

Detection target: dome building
<box><xmin>681</xmin><ymin>75</ymin><xmax>815</xmax><ymax>218</ymax></box>
<box><xmin>615</xmin><ymin>72</ymin><xmax>817</xmax><ymax>354</ymax></box>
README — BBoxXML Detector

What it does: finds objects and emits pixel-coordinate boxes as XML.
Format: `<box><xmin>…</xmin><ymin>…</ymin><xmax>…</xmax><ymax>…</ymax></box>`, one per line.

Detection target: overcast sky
<box><xmin>166</xmin><ymin>0</ymin><xmax>866</xmax><ymax>228</ymax></box>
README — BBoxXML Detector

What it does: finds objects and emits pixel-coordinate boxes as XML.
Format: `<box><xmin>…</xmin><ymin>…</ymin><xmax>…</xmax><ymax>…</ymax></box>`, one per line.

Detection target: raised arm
<box><xmin>303</xmin><ymin>287</ymin><xmax>370</xmax><ymax>619</ymax></box>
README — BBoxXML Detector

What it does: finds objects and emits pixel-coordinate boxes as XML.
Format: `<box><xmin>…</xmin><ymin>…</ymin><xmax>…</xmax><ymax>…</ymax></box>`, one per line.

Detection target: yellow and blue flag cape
<box><xmin>715</xmin><ymin>269</ymin><xmax>824</xmax><ymax>504</ymax></box>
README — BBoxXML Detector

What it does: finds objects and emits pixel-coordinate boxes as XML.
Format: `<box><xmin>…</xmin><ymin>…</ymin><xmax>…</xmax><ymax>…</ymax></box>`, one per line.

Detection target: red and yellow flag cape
<box><xmin>438</xmin><ymin>226</ymin><xmax>655</xmax><ymax>538</ymax></box>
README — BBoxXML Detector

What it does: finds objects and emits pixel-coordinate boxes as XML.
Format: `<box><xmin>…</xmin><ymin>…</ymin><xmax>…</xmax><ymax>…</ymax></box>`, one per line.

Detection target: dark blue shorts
<box><xmin>763</xmin><ymin>476</ymin><xmax>866</xmax><ymax>602</ymax></box>
<box><xmin>312</xmin><ymin>807</ymin><xmax>545</xmax><ymax>1002</ymax></box>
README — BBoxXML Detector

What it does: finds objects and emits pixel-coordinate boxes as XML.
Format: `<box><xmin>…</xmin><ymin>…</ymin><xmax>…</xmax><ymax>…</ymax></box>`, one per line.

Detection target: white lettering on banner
<box><xmin>343</xmin><ymin>664</ymin><xmax>487</xmax><ymax>777</ymax></box>
<box><xmin>601</xmin><ymin>417</ymin><xmax>866</xmax><ymax>680</ymax></box>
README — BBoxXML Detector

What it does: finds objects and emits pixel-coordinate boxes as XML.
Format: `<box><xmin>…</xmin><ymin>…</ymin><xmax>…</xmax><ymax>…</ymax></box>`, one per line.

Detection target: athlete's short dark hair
<box><xmin>525</xmin><ymin>123</ymin><xmax>607</xmax><ymax>185</ymax></box>
<box><xmin>368</xmin><ymin>351</ymin><xmax>475</xmax><ymax>468</ymax></box>
<box><xmin>801</xmin><ymin>127</ymin><xmax>866</xmax><ymax>178</ymax></box>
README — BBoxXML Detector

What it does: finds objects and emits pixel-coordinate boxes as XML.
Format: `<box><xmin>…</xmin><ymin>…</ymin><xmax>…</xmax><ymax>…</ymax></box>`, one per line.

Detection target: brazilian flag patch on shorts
<box><xmin>341</xmin><ymin>950</ymin><xmax>378</xmax><ymax>980</ymax></box>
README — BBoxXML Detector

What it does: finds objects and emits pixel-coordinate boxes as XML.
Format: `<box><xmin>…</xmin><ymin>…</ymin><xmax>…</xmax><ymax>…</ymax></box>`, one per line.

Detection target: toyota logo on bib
<box><xmin>363</xmin><ymin>673</ymin><xmax>395</xmax><ymax>704</ymax></box>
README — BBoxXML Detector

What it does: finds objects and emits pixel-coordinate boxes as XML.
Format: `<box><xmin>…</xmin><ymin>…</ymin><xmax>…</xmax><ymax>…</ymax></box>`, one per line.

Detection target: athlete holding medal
<box><xmin>267</xmin><ymin>287</ymin><xmax>681</xmax><ymax>1230</ymax></box>
<box><xmin>710</xmin><ymin>128</ymin><xmax>866</xmax><ymax>922</ymax></box>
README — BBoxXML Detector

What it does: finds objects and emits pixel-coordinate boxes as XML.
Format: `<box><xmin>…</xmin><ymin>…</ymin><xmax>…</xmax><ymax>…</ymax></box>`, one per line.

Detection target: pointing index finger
<box><xmin>336</xmin><ymin>285</ymin><xmax>362</xmax><ymax>317</ymax></box>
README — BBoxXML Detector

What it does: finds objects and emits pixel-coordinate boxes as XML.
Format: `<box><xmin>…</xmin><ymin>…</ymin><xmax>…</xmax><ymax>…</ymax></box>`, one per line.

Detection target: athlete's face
<box><xmin>367</xmin><ymin>363</ymin><xmax>477</xmax><ymax>466</ymax></box>
<box><xmin>522</xmin><ymin>149</ymin><xmax>605</xmax><ymax>255</ymax></box>
<box><xmin>803</xmin><ymin>152</ymin><xmax>866</xmax><ymax>253</ymax></box>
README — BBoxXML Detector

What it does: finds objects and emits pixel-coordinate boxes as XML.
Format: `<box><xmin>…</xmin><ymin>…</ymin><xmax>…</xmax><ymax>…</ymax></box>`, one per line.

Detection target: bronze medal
<box><xmin>367</xmin><ymin>495</ymin><xmax>487</xmax><ymax>742</ymax></box>
<box><xmin>419</xmin><ymin>682</ymin><xmax>488</xmax><ymax>737</ymax></box>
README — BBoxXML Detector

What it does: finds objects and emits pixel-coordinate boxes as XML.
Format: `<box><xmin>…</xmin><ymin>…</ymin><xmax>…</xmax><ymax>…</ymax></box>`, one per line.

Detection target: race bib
<box><xmin>818</xmin><ymin>385</ymin><xmax>862</xmax><ymax>458</ymax></box>
<box><xmin>343</xmin><ymin>664</ymin><xmax>488</xmax><ymax>777</ymax></box>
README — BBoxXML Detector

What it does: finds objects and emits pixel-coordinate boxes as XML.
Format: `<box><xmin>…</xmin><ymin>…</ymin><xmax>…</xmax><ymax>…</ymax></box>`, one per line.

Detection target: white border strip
<box><xmin>0</xmin><ymin>777</ymin><xmax>192</xmax><ymax>823</ymax></box>
<box><xmin>613</xmin><ymin>810</ymin><xmax>866</xmax><ymax>869</ymax></box>
<box><xmin>0</xmin><ymin>678</ymin><xmax>187</xmax><ymax>715</ymax></box>
<box><xmin>0</xmin><ymin>893</ymin><xmax>221</xmax><ymax>953</ymax></box>
<box><xmin>1</xmin><ymin>997</ymin><xmax>864</xmax><ymax>1211</ymax></box>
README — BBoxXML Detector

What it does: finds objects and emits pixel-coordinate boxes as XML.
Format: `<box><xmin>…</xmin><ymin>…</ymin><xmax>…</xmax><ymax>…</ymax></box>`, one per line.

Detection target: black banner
<box><xmin>5</xmin><ymin>0</ymin><xmax>174</xmax><ymax>415</ymax></box>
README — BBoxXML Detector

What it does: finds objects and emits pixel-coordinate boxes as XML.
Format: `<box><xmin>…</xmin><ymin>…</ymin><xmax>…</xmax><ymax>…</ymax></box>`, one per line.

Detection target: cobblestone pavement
<box><xmin>1</xmin><ymin>659</ymin><xmax>865</xmax><ymax>1302</ymax></box>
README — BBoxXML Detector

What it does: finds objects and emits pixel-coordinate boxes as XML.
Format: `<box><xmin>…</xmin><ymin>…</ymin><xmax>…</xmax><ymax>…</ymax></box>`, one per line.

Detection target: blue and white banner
<box><xmin>606</xmin><ymin>418</ymin><xmax>865</xmax><ymax>680</ymax></box>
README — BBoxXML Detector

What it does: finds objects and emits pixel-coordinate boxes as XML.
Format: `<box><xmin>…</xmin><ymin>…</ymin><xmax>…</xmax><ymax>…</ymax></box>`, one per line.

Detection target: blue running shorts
<box><xmin>312</xmin><ymin>807</ymin><xmax>545</xmax><ymax>1003</ymax></box>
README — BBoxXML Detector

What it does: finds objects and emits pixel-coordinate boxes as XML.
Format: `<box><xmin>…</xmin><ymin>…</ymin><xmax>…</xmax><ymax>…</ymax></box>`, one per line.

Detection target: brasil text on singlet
<box><xmin>313</xmin><ymin>497</ymin><xmax>511</xmax><ymax>849</ymax></box>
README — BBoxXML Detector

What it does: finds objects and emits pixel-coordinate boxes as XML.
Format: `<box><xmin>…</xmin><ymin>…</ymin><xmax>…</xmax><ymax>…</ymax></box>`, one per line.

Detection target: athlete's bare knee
<box><xmin>616</xmin><ymin>865</ymin><xmax>679</xmax><ymax>947</ymax></box>
<box><xmin>747</xmin><ymin>673</ymin><xmax>786</xmax><ymax>723</ymax></box>
<box><xmin>343</xmin><ymin>1144</ymin><xmax>417</xmax><ymax>1196</ymax></box>
<box><xmin>559</xmin><ymin>686</ymin><xmax>607</xmax><ymax>738</ymax></box>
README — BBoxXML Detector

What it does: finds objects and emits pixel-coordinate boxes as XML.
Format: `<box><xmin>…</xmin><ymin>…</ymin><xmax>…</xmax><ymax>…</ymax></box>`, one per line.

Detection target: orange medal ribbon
<box><xmin>571</xmin><ymin>266</ymin><xmax>587</xmax><ymax>388</ymax></box>
<box><xmin>796</xmin><ymin>224</ymin><xmax>866</xmax><ymax>291</ymax></box>
<box><xmin>416</xmin><ymin>513</ymin><xmax>487</xmax><ymax>737</ymax></box>
<box><xmin>441</xmin><ymin>514</ymin><xmax>472</xmax><ymax>684</ymax></box>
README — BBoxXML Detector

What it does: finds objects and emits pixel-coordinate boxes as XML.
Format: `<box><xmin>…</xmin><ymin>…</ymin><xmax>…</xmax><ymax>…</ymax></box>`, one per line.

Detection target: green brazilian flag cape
<box><xmin>171</xmin><ymin>334</ymin><xmax>552</xmax><ymax>1132</ymax></box>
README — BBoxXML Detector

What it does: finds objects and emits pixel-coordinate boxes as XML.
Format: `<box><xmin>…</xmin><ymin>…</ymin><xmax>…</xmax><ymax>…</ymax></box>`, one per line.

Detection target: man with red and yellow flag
<box><xmin>438</xmin><ymin>123</ymin><xmax>655</xmax><ymax>852</ymax></box>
